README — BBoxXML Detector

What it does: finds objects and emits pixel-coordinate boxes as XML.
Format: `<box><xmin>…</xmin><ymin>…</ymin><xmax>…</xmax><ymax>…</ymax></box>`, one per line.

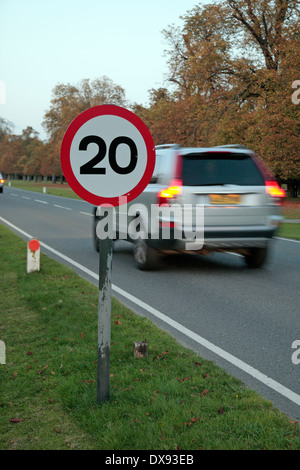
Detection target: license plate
<box><xmin>209</xmin><ymin>194</ymin><xmax>241</xmax><ymax>205</ymax></box>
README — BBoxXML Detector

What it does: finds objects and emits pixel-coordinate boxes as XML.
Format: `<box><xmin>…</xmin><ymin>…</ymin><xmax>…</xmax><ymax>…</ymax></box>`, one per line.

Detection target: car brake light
<box><xmin>0</xmin><ymin>179</ymin><xmax>4</xmax><ymax>184</ymax></box>
<box><xmin>265</xmin><ymin>181</ymin><xmax>285</xmax><ymax>198</ymax></box>
<box><xmin>157</xmin><ymin>179</ymin><xmax>182</xmax><ymax>206</ymax></box>
<box><xmin>265</xmin><ymin>181</ymin><xmax>285</xmax><ymax>205</ymax></box>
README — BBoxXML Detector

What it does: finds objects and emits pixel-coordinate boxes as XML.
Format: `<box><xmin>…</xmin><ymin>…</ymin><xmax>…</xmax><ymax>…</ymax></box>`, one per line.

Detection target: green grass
<box><xmin>0</xmin><ymin>224</ymin><xmax>300</xmax><ymax>450</ymax></box>
<box><xmin>278</xmin><ymin>223</ymin><xmax>300</xmax><ymax>241</ymax></box>
<box><xmin>5</xmin><ymin>179</ymin><xmax>80</xmax><ymax>199</ymax></box>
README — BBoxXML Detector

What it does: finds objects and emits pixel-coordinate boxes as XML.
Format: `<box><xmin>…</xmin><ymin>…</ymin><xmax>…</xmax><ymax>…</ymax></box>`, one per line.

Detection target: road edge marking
<box><xmin>275</xmin><ymin>236</ymin><xmax>300</xmax><ymax>244</ymax></box>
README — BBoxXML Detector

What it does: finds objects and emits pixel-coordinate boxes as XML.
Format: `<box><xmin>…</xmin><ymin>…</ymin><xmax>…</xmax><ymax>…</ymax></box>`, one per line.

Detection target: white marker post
<box><xmin>27</xmin><ymin>239</ymin><xmax>40</xmax><ymax>273</ymax></box>
<box><xmin>60</xmin><ymin>105</ymin><xmax>155</xmax><ymax>403</ymax></box>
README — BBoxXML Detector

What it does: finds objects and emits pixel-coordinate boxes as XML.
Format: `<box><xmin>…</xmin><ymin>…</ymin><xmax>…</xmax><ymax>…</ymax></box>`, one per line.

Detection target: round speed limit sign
<box><xmin>60</xmin><ymin>105</ymin><xmax>156</xmax><ymax>206</ymax></box>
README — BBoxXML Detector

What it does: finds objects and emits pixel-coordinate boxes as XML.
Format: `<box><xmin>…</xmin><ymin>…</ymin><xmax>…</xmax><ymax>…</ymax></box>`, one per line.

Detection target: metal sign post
<box><xmin>60</xmin><ymin>105</ymin><xmax>155</xmax><ymax>403</ymax></box>
<box><xmin>97</xmin><ymin>227</ymin><xmax>113</xmax><ymax>402</ymax></box>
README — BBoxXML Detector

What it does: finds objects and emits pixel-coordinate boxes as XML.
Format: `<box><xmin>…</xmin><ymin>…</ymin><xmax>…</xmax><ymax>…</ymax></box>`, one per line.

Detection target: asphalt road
<box><xmin>1</xmin><ymin>185</ymin><xmax>299</xmax><ymax>420</ymax></box>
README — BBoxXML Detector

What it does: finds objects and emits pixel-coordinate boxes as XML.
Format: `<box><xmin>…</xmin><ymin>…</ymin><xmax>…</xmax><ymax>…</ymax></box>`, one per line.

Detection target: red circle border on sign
<box><xmin>60</xmin><ymin>105</ymin><xmax>156</xmax><ymax>207</ymax></box>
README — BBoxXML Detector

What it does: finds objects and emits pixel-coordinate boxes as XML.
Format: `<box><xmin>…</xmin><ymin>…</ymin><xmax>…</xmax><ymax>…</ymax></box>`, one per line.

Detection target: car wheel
<box><xmin>0</xmin><ymin>187</ymin><xmax>3</xmax><ymax>193</ymax></box>
<box><xmin>244</xmin><ymin>247</ymin><xmax>268</xmax><ymax>268</ymax></box>
<box><xmin>133</xmin><ymin>238</ymin><xmax>160</xmax><ymax>270</ymax></box>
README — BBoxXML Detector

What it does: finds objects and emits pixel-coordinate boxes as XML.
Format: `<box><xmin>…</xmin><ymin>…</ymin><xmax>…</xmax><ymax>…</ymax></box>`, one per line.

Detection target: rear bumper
<box><xmin>147</xmin><ymin>225</ymin><xmax>278</xmax><ymax>251</ymax></box>
<box><xmin>204</xmin><ymin>226</ymin><xmax>276</xmax><ymax>240</ymax></box>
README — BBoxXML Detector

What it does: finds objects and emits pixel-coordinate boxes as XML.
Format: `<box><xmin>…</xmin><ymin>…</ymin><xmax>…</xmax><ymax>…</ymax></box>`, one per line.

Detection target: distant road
<box><xmin>1</xmin><ymin>186</ymin><xmax>300</xmax><ymax>420</ymax></box>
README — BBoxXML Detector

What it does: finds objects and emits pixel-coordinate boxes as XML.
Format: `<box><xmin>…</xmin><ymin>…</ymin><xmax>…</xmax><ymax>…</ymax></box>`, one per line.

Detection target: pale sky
<box><xmin>0</xmin><ymin>0</ymin><xmax>207</xmax><ymax>140</ymax></box>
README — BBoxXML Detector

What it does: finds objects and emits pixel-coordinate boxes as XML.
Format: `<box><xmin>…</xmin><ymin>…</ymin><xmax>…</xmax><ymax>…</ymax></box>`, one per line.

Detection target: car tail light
<box><xmin>157</xmin><ymin>150</ymin><xmax>183</xmax><ymax>206</ymax></box>
<box><xmin>265</xmin><ymin>181</ymin><xmax>285</xmax><ymax>203</ymax></box>
<box><xmin>265</xmin><ymin>181</ymin><xmax>285</xmax><ymax>197</ymax></box>
<box><xmin>0</xmin><ymin>179</ymin><xmax>4</xmax><ymax>184</ymax></box>
<box><xmin>157</xmin><ymin>179</ymin><xmax>182</xmax><ymax>206</ymax></box>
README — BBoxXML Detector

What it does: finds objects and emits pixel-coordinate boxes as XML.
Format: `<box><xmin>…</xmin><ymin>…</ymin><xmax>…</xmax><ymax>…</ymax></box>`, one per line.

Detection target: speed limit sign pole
<box><xmin>60</xmin><ymin>105</ymin><xmax>155</xmax><ymax>403</ymax></box>
<box><xmin>97</xmin><ymin>232</ymin><xmax>113</xmax><ymax>402</ymax></box>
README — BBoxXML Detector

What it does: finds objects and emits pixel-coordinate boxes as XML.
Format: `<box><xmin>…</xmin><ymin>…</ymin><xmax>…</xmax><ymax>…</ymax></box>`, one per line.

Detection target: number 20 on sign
<box><xmin>60</xmin><ymin>105</ymin><xmax>155</xmax><ymax>402</ymax></box>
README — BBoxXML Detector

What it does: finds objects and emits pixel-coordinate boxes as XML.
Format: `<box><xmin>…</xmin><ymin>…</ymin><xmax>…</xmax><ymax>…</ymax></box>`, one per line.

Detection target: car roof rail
<box><xmin>155</xmin><ymin>143</ymin><xmax>180</xmax><ymax>150</ymax></box>
<box><xmin>212</xmin><ymin>144</ymin><xmax>250</xmax><ymax>150</ymax></box>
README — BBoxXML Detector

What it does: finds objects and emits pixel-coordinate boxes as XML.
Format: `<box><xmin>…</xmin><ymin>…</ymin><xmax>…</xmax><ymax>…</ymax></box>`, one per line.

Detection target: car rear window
<box><xmin>181</xmin><ymin>152</ymin><xmax>265</xmax><ymax>186</ymax></box>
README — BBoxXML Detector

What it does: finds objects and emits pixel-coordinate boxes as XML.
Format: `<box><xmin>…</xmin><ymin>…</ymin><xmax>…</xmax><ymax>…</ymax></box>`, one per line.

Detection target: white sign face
<box><xmin>70</xmin><ymin>115</ymin><xmax>147</xmax><ymax>198</ymax></box>
<box><xmin>61</xmin><ymin>105</ymin><xmax>155</xmax><ymax>207</ymax></box>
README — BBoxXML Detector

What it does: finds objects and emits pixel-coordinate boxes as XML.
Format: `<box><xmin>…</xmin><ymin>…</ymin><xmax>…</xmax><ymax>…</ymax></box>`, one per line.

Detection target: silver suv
<box><xmin>94</xmin><ymin>144</ymin><xmax>285</xmax><ymax>269</ymax></box>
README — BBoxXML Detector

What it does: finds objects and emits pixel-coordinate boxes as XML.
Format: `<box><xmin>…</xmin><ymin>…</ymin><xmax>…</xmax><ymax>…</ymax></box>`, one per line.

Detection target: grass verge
<box><xmin>4</xmin><ymin>180</ymin><xmax>80</xmax><ymax>199</ymax></box>
<box><xmin>278</xmin><ymin>223</ymin><xmax>300</xmax><ymax>241</ymax></box>
<box><xmin>0</xmin><ymin>224</ymin><xmax>300</xmax><ymax>450</ymax></box>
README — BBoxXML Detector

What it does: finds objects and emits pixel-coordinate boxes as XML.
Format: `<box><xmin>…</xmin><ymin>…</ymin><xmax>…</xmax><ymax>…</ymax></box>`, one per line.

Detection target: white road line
<box><xmin>35</xmin><ymin>199</ymin><xmax>48</xmax><ymax>204</ymax></box>
<box><xmin>54</xmin><ymin>204</ymin><xmax>72</xmax><ymax>210</ymax></box>
<box><xmin>275</xmin><ymin>236</ymin><xmax>300</xmax><ymax>244</ymax></box>
<box><xmin>1</xmin><ymin>215</ymin><xmax>300</xmax><ymax>409</ymax></box>
<box><xmin>80</xmin><ymin>211</ymin><xmax>93</xmax><ymax>217</ymax></box>
<box><xmin>21</xmin><ymin>196</ymin><xmax>31</xmax><ymax>200</ymax></box>
<box><xmin>10</xmin><ymin>193</ymin><xmax>18</xmax><ymax>196</ymax></box>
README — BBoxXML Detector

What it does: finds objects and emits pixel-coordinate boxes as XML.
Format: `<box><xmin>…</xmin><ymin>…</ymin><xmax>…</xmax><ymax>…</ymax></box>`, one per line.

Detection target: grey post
<box><xmin>97</xmin><ymin>219</ymin><xmax>113</xmax><ymax>403</ymax></box>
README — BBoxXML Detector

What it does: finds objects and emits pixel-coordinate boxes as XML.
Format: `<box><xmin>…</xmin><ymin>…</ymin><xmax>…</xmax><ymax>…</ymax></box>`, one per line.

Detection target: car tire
<box><xmin>0</xmin><ymin>187</ymin><xmax>3</xmax><ymax>193</ymax></box>
<box><xmin>133</xmin><ymin>238</ymin><xmax>160</xmax><ymax>270</ymax></box>
<box><xmin>244</xmin><ymin>247</ymin><xmax>268</xmax><ymax>268</ymax></box>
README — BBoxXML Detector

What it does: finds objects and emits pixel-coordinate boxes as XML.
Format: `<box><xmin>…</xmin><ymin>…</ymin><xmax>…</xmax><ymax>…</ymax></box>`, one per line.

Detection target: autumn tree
<box><xmin>0</xmin><ymin>118</ymin><xmax>15</xmax><ymax>175</ymax></box>
<box><xmin>226</xmin><ymin>0</ymin><xmax>299</xmax><ymax>71</ymax></box>
<box><xmin>155</xmin><ymin>0</ymin><xmax>300</xmax><ymax>180</ymax></box>
<box><xmin>133</xmin><ymin>88</ymin><xmax>188</xmax><ymax>145</ymax></box>
<box><xmin>222</xmin><ymin>0</ymin><xmax>300</xmax><ymax>180</ymax></box>
<box><xmin>0</xmin><ymin>134</ymin><xmax>24</xmax><ymax>177</ymax></box>
<box><xmin>0</xmin><ymin>117</ymin><xmax>14</xmax><ymax>142</ymax></box>
<box><xmin>42</xmin><ymin>76</ymin><xmax>127</xmax><ymax>181</ymax></box>
<box><xmin>161</xmin><ymin>2</ymin><xmax>249</xmax><ymax>145</ymax></box>
<box><xmin>0</xmin><ymin>123</ymin><xmax>46</xmax><ymax>179</ymax></box>
<box><xmin>20</xmin><ymin>127</ymin><xmax>45</xmax><ymax>179</ymax></box>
